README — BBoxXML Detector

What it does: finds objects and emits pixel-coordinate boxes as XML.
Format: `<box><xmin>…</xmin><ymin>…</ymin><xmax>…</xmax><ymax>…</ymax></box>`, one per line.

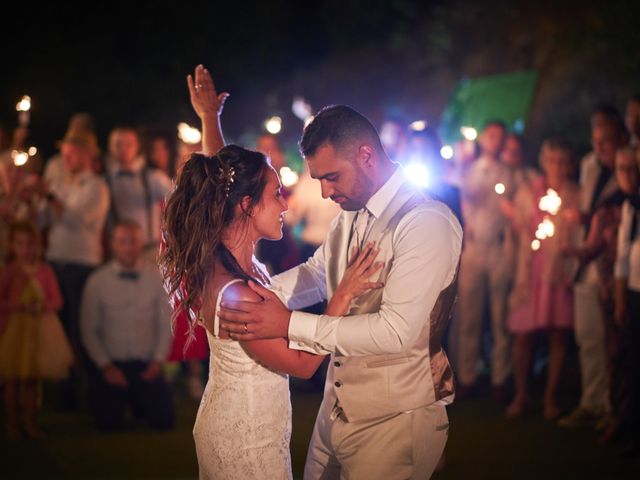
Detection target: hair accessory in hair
<box><xmin>219</xmin><ymin>164</ymin><xmax>236</xmax><ymax>197</ymax></box>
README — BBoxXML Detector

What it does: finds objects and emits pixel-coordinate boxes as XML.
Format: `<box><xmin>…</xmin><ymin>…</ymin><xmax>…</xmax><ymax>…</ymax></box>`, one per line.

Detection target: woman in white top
<box><xmin>159</xmin><ymin>66</ymin><xmax>384</xmax><ymax>479</ymax></box>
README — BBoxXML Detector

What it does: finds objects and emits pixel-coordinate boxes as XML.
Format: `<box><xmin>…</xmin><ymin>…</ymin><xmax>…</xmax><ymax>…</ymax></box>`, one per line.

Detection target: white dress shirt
<box><xmin>615</xmin><ymin>199</ymin><xmax>640</xmax><ymax>292</ymax></box>
<box><xmin>271</xmin><ymin>167</ymin><xmax>463</xmax><ymax>356</ymax></box>
<box><xmin>460</xmin><ymin>154</ymin><xmax>515</xmax><ymax>245</ymax></box>
<box><xmin>577</xmin><ymin>151</ymin><xmax>619</xmax><ymax>285</ymax></box>
<box><xmin>80</xmin><ymin>259</ymin><xmax>173</xmax><ymax>367</ymax></box>
<box><xmin>41</xmin><ymin>170</ymin><xmax>110</xmax><ymax>266</ymax></box>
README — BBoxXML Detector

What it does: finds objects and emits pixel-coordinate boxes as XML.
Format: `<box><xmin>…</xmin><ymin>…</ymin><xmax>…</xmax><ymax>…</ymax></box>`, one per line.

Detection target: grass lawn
<box><xmin>1</xmin><ymin>378</ymin><xmax>638</xmax><ymax>479</ymax></box>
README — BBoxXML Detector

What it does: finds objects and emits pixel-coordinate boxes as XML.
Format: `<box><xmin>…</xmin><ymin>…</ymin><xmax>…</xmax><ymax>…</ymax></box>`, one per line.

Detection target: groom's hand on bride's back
<box><xmin>218</xmin><ymin>281</ymin><xmax>291</xmax><ymax>340</ymax></box>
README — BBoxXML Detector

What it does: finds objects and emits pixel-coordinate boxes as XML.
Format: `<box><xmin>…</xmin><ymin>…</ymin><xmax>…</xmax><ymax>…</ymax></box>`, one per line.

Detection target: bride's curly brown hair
<box><xmin>160</xmin><ymin>145</ymin><xmax>270</xmax><ymax>344</ymax></box>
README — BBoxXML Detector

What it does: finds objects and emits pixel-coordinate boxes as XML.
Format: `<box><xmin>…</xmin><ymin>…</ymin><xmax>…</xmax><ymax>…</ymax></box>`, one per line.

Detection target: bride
<box><xmin>159</xmin><ymin>65</ymin><xmax>384</xmax><ymax>479</ymax></box>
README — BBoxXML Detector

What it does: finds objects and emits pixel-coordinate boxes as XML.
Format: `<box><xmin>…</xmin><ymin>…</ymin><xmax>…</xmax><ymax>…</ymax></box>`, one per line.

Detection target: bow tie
<box><xmin>117</xmin><ymin>170</ymin><xmax>136</xmax><ymax>178</ymax></box>
<box><xmin>118</xmin><ymin>271</ymin><xmax>139</xmax><ymax>280</ymax></box>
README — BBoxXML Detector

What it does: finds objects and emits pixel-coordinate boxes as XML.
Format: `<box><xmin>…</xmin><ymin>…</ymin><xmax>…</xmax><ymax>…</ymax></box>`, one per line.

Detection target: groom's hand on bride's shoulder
<box><xmin>218</xmin><ymin>280</ymin><xmax>291</xmax><ymax>341</ymax></box>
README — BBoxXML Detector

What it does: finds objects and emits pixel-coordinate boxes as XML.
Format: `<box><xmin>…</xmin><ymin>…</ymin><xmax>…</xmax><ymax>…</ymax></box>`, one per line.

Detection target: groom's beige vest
<box><xmin>323</xmin><ymin>182</ymin><xmax>458</xmax><ymax>422</ymax></box>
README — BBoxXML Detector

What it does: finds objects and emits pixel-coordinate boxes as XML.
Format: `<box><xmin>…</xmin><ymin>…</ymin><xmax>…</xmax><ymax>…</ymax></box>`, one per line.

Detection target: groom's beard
<box><xmin>335</xmin><ymin>166</ymin><xmax>373</xmax><ymax>211</ymax></box>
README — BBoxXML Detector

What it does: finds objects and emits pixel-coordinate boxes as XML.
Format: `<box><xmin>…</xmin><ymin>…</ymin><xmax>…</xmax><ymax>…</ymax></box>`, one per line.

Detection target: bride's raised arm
<box><xmin>187</xmin><ymin>64</ymin><xmax>230</xmax><ymax>155</ymax></box>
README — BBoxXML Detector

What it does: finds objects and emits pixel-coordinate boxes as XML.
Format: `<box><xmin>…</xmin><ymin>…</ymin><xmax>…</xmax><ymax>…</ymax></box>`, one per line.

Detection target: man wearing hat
<box><xmin>37</xmin><ymin>128</ymin><xmax>110</xmax><ymax>408</ymax></box>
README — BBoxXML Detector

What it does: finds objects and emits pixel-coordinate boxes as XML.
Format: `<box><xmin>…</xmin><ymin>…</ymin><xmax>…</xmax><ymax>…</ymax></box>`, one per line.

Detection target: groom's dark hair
<box><xmin>300</xmin><ymin>105</ymin><xmax>383</xmax><ymax>158</ymax></box>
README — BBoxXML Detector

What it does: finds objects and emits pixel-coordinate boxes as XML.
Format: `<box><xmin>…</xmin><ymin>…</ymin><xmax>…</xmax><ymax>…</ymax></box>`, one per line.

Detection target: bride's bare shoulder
<box><xmin>221</xmin><ymin>281</ymin><xmax>262</xmax><ymax>304</ymax></box>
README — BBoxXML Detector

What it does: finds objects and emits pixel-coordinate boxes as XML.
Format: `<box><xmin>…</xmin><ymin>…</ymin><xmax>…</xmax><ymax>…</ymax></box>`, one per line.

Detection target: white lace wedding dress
<box><xmin>193</xmin><ymin>279</ymin><xmax>292</xmax><ymax>479</ymax></box>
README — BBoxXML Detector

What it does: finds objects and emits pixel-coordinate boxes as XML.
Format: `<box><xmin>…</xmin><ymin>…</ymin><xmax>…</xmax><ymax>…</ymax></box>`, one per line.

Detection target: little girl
<box><xmin>0</xmin><ymin>222</ymin><xmax>73</xmax><ymax>439</ymax></box>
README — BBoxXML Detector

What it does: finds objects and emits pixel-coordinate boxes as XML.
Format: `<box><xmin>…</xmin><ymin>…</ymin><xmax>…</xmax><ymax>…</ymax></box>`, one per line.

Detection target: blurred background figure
<box><xmin>0</xmin><ymin>124</ymin><xmax>9</xmax><ymax>152</ymax></box>
<box><xmin>44</xmin><ymin>113</ymin><xmax>100</xmax><ymax>185</ymax></box>
<box><xmin>104</xmin><ymin>126</ymin><xmax>172</xmax><ymax>261</ymax></box>
<box><xmin>559</xmin><ymin>107</ymin><xmax>627</xmax><ymax>429</ymax></box>
<box><xmin>0</xmin><ymin>129</ymin><xmax>44</xmax><ymax>264</ymax></box>
<box><xmin>446</xmin><ymin>138</ymin><xmax>478</xmax><ymax>189</ymax></box>
<box><xmin>403</xmin><ymin>125</ymin><xmax>461</xmax><ymax>222</ymax></box>
<box><xmin>80</xmin><ymin>220</ymin><xmax>174</xmax><ymax>432</ymax></box>
<box><xmin>257</xmin><ymin>133</ymin><xmax>287</xmax><ymax>172</ymax></box>
<box><xmin>501</xmin><ymin>133</ymin><xmax>540</xmax><ymax>189</ymax></box>
<box><xmin>625</xmin><ymin>96</ymin><xmax>640</xmax><ymax>147</ymax></box>
<box><xmin>0</xmin><ymin>221</ymin><xmax>73</xmax><ymax>440</ymax></box>
<box><xmin>254</xmin><ymin>133</ymin><xmax>300</xmax><ymax>274</ymax></box>
<box><xmin>379</xmin><ymin>118</ymin><xmax>408</xmax><ymax>163</ymax></box>
<box><xmin>613</xmin><ymin>146</ymin><xmax>640</xmax><ymax>455</ymax></box>
<box><xmin>36</xmin><ymin>128</ymin><xmax>109</xmax><ymax>410</ymax></box>
<box><xmin>505</xmin><ymin>138</ymin><xmax>580</xmax><ymax>420</ymax></box>
<box><xmin>452</xmin><ymin>120</ymin><xmax>514</xmax><ymax>401</ymax></box>
<box><xmin>143</xmin><ymin>129</ymin><xmax>178</xmax><ymax>179</ymax></box>
<box><xmin>285</xmin><ymin>165</ymin><xmax>341</xmax><ymax>263</ymax></box>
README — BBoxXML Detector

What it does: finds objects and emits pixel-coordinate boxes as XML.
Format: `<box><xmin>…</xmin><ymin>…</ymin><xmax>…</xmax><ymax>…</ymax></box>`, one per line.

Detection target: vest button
<box><xmin>334</xmin><ymin>361</ymin><xmax>341</xmax><ymax>367</ymax></box>
<box><xmin>334</xmin><ymin>381</ymin><xmax>342</xmax><ymax>388</ymax></box>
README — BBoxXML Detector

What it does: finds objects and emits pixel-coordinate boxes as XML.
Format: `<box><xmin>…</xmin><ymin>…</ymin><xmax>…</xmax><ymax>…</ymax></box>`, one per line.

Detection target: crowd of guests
<box><xmin>387</xmin><ymin>96</ymin><xmax>639</xmax><ymax>457</ymax></box>
<box><xmin>0</xmin><ymin>94</ymin><xmax>638</xmax><ymax>459</ymax></box>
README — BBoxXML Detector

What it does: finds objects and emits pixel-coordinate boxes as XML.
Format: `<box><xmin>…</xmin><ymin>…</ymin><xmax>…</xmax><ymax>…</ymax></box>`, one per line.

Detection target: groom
<box><xmin>219</xmin><ymin>105</ymin><xmax>462</xmax><ymax>479</ymax></box>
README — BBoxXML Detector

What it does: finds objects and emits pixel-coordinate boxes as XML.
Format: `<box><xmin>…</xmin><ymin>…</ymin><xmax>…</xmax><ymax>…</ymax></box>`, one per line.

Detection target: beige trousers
<box><xmin>574</xmin><ymin>282</ymin><xmax>610</xmax><ymax>413</ymax></box>
<box><xmin>303</xmin><ymin>400</ymin><xmax>449</xmax><ymax>480</ymax></box>
<box><xmin>452</xmin><ymin>241</ymin><xmax>512</xmax><ymax>387</ymax></box>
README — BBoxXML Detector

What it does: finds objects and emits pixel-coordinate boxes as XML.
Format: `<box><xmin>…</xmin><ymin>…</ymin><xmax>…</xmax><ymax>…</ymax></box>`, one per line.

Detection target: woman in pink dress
<box><xmin>505</xmin><ymin>138</ymin><xmax>581</xmax><ymax>419</ymax></box>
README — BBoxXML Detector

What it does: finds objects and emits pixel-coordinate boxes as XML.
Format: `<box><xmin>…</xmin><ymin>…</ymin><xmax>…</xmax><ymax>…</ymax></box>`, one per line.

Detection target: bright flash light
<box><xmin>410</xmin><ymin>120</ymin><xmax>427</xmax><ymax>132</ymax></box>
<box><xmin>16</xmin><ymin>95</ymin><xmax>31</xmax><ymax>112</ymax></box>
<box><xmin>177</xmin><ymin>123</ymin><xmax>202</xmax><ymax>145</ymax></box>
<box><xmin>539</xmin><ymin>188</ymin><xmax>562</xmax><ymax>215</ymax></box>
<box><xmin>12</xmin><ymin>150</ymin><xmax>29</xmax><ymax>166</ymax></box>
<box><xmin>531</xmin><ymin>239</ymin><xmax>541</xmax><ymax>251</ymax></box>
<box><xmin>265</xmin><ymin>116</ymin><xmax>282</xmax><ymax>134</ymax></box>
<box><xmin>279</xmin><ymin>166</ymin><xmax>299</xmax><ymax>187</ymax></box>
<box><xmin>535</xmin><ymin>229</ymin><xmax>547</xmax><ymax>240</ymax></box>
<box><xmin>460</xmin><ymin>126</ymin><xmax>478</xmax><ymax>141</ymax></box>
<box><xmin>440</xmin><ymin>145</ymin><xmax>454</xmax><ymax>160</ymax></box>
<box><xmin>404</xmin><ymin>163</ymin><xmax>430</xmax><ymax>188</ymax></box>
<box><xmin>494</xmin><ymin>183</ymin><xmax>506</xmax><ymax>195</ymax></box>
<box><xmin>28</xmin><ymin>146</ymin><xmax>37</xmax><ymax>156</ymax></box>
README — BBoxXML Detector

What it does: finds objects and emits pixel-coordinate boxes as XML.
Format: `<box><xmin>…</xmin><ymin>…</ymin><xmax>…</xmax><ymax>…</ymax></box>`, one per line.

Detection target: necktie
<box><xmin>348</xmin><ymin>208</ymin><xmax>371</xmax><ymax>263</ymax></box>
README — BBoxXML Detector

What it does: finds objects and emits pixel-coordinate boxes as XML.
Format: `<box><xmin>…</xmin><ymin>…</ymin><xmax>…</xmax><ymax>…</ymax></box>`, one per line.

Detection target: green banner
<box><xmin>439</xmin><ymin>70</ymin><xmax>538</xmax><ymax>143</ymax></box>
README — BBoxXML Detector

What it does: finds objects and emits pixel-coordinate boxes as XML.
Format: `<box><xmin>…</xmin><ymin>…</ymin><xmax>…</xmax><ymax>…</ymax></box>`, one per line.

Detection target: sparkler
<box><xmin>11</xmin><ymin>150</ymin><xmax>29</xmax><ymax>166</ymax></box>
<box><xmin>531</xmin><ymin>189</ymin><xmax>562</xmax><ymax>249</ymax></box>
<box><xmin>539</xmin><ymin>188</ymin><xmax>562</xmax><ymax>215</ymax></box>
<box><xmin>16</xmin><ymin>95</ymin><xmax>32</xmax><ymax>126</ymax></box>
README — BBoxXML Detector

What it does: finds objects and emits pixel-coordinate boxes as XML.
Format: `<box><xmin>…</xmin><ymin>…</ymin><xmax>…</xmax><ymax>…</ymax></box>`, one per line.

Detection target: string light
<box><xmin>440</xmin><ymin>145</ymin><xmax>454</xmax><ymax>160</ymax></box>
<box><xmin>460</xmin><ymin>126</ymin><xmax>478</xmax><ymax>141</ymax></box>
<box><xmin>265</xmin><ymin>116</ymin><xmax>282</xmax><ymax>134</ymax></box>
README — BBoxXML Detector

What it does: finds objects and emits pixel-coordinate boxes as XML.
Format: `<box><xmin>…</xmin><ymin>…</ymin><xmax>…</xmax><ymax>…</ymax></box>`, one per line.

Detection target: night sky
<box><xmin>2</xmin><ymin>1</ymin><xmax>639</xmax><ymax>158</ymax></box>
<box><xmin>1</xmin><ymin>2</ymin><xmax>438</xmax><ymax>156</ymax></box>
